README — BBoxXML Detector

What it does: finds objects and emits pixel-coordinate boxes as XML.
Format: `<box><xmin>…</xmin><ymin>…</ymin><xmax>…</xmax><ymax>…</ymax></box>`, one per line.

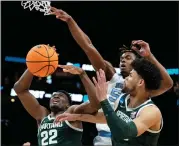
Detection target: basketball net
<box><xmin>21</xmin><ymin>1</ymin><xmax>52</xmax><ymax>15</ymax></box>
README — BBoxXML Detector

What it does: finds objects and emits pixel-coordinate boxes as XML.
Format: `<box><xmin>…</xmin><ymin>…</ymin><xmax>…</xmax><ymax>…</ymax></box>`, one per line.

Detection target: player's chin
<box><xmin>121</xmin><ymin>70</ymin><xmax>129</xmax><ymax>78</ymax></box>
<box><xmin>50</xmin><ymin>104</ymin><xmax>58</xmax><ymax>109</ymax></box>
<box><xmin>122</xmin><ymin>83</ymin><xmax>128</xmax><ymax>93</ymax></box>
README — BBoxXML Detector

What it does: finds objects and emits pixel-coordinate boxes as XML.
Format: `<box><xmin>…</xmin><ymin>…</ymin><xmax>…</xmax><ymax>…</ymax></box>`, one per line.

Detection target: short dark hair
<box><xmin>57</xmin><ymin>90</ymin><xmax>72</xmax><ymax>105</ymax></box>
<box><xmin>131</xmin><ymin>58</ymin><xmax>162</xmax><ymax>90</ymax></box>
<box><xmin>119</xmin><ymin>45</ymin><xmax>141</xmax><ymax>58</ymax></box>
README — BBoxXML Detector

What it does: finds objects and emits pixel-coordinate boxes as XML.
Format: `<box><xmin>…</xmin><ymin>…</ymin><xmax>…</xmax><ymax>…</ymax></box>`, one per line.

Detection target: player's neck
<box><xmin>51</xmin><ymin>111</ymin><xmax>65</xmax><ymax>117</ymax></box>
<box><xmin>121</xmin><ymin>72</ymin><xmax>129</xmax><ymax>79</ymax></box>
<box><xmin>129</xmin><ymin>89</ymin><xmax>150</xmax><ymax>108</ymax></box>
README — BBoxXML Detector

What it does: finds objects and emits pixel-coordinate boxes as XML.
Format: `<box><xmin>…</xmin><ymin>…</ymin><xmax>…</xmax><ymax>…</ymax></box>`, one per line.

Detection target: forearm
<box><xmin>100</xmin><ymin>99</ymin><xmax>137</xmax><ymax>140</ymax></box>
<box><xmin>76</xmin><ymin>113</ymin><xmax>106</xmax><ymax>124</ymax></box>
<box><xmin>66</xmin><ymin>17</ymin><xmax>106</xmax><ymax>71</ymax></box>
<box><xmin>67</xmin><ymin>17</ymin><xmax>92</xmax><ymax>51</ymax></box>
<box><xmin>13</xmin><ymin>69</ymin><xmax>48</xmax><ymax>120</ymax></box>
<box><xmin>147</xmin><ymin>54</ymin><xmax>173</xmax><ymax>93</ymax></box>
<box><xmin>14</xmin><ymin>69</ymin><xmax>33</xmax><ymax>93</ymax></box>
<box><xmin>79</xmin><ymin>71</ymin><xmax>101</xmax><ymax>109</ymax></box>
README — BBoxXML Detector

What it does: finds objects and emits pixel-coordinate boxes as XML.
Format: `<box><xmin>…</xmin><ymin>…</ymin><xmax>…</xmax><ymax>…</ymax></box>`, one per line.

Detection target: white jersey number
<box><xmin>109</xmin><ymin>88</ymin><xmax>122</xmax><ymax>102</ymax></box>
<box><xmin>41</xmin><ymin>129</ymin><xmax>58</xmax><ymax>145</ymax></box>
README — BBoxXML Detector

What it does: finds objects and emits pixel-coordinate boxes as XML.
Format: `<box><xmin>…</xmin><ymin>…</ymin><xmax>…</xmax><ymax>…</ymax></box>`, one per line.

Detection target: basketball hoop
<box><xmin>21</xmin><ymin>1</ymin><xmax>52</xmax><ymax>15</ymax></box>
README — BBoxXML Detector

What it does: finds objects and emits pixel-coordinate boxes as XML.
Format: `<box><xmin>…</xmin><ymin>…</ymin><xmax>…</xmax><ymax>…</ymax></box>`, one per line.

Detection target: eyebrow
<box><xmin>121</xmin><ymin>54</ymin><xmax>132</xmax><ymax>59</ymax></box>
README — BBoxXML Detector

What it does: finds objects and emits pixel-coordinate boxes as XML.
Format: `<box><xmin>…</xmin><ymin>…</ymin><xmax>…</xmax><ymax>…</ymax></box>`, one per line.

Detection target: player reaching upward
<box><xmin>56</xmin><ymin>58</ymin><xmax>167</xmax><ymax>146</ymax></box>
<box><xmin>14</xmin><ymin>60</ymin><xmax>99</xmax><ymax>146</ymax></box>
<box><xmin>92</xmin><ymin>59</ymin><xmax>164</xmax><ymax>146</ymax></box>
<box><xmin>14</xmin><ymin>69</ymin><xmax>83</xmax><ymax>146</ymax></box>
<box><xmin>50</xmin><ymin>7</ymin><xmax>173</xmax><ymax>146</ymax></box>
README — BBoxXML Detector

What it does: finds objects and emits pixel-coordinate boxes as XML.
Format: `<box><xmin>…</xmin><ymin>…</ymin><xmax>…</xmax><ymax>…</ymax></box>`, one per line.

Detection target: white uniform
<box><xmin>93</xmin><ymin>73</ymin><xmax>124</xmax><ymax>146</ymax></box>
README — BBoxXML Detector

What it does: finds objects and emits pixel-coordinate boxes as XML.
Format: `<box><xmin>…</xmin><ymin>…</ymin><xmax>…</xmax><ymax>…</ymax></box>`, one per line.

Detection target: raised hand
<box><xmin>131</xmin><ymin>40</ymin><xmax>151</xmax><ymax>57</ymax></box>
<box><xmin>50</xmin><ymin>7</ymin><xmax>71</xmax><ymax>22</ymax></box>
<box><xmin>92</xmin><ymin>69</ymin><xmax>108</xmax><ymax>102</ymax></box>
<box><xmin>59</xmin><ymin>65</ymin><xmax>84</xmax><ymax>75</ymax></box>
<box><xmin>54</xmin><ymin>113</ymin><xmax>79</xmax><ymax>123</ymax></box>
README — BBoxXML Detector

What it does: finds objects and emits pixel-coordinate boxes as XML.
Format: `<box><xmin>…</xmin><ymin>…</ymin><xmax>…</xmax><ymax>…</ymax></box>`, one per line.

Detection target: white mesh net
<box><xmin>21</xmin><ymin>1</ymin><xmax>52</xmax><ymax>15</ymax></box>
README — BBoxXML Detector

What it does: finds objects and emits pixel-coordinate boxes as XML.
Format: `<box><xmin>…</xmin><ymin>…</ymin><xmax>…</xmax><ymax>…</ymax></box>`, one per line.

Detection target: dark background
<box><xmin>1</xmin><ymin>1</ymin><xmax>179</xmax><ymax>146</ymax></box>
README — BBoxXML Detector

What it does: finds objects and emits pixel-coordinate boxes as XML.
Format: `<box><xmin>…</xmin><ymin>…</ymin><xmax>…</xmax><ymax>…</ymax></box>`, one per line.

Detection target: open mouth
<box><xmin>52</xmin><ymin>100</ymin><xmax>59</xmax><ymax>104</ymax></box>
<box><xmin>120</xmin><ymin>64</ymin><xmax>126</xmax><ymax>69</ymax></box>
<box><xmin>53</xmin><ymin>101</ymin><xmax>58</xmax><ymax>104</ymax></box>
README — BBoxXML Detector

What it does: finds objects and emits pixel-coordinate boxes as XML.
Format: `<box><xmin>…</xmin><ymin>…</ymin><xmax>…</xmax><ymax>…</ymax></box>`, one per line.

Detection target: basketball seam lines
<box><xmin>44</xmin><ymin>45</ymin><xmax>50</xmax><ymax>77</ymax></box>
<box><xmin>32</xmin><ymin>65</ymin><xmax>54</xmax><ymax>75</ymax></box>
<box><xmin>26</xmin><ymin>60</ymin><xmax>58</xmax><ymax>63</ymax></box>
<box><xmin>32</xmin><ymin>49</ymin><xmax>56</xmax><ymax>58</ymax></box>
<box><xmin>49</xmin><ymin>65</ymin><xmax>55</xmax><ymax>75</ymax></box>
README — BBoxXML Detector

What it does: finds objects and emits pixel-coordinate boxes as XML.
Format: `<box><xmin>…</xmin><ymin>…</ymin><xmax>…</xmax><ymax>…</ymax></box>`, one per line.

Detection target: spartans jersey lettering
<box><xmin>38</xmin><ymin>115</ymin><xmax>83</xmax><ymax>146</ymax></box>
<box><xmin>113</xmin><ymin>94</ymin><xmax>163</xmax><ymax>146</ymax></box>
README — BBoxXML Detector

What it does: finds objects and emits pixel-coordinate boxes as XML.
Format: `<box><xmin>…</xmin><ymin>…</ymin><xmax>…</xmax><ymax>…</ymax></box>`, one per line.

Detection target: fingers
<box><xmin>59</xmin><ymin>117</ymin><xmax>68</xmax><ymax>121</ymax></box>
<box><xmin>62</xmin><ymin>69</ymin><xmax>68</xmax><ymax>72</ymax></box>
<box><xmin>132</xmin><ymin>40</ymin><xmax>143</xmax><ymax>45</ymax></box>
<box><xmin>49</xmin><ymin>12</ymin><xmax>56</xmax><ymax>15</ymax></box>
<box><xmin>132</xmin><ymin>40</ymin><xmax>148</xmax><ymax>47</ymax></box>
<box><xmin>50</xmin><ymin>7</ymin><xmax>64</xmax><ymax>15</ymax></box>
<box><xmin>50</xmin><ymin>7</ymin><xmax>58</xmax><ymax>12</ymax></box>
<box><xmin>54</xmin><ymin>114</ymin><xmax>67</xmax><ymax>123</ymax></box>
<box><xmin>99</xmin><ymin>69</ymin><xmax>106</xmax><ymax>83</ymax></box>
<box><xmin>96</xmin><ymin>71</ymin><xmax>101</xmax><ymax>84</ymax></box>
<box><xmin>55</xmin><ymin>117</ymin><xmax>67</xmax><ymax>123</ymax></box>
<box><xmin>131</xmin><ymin>45</ymin><xmax>140</xmax><ymax>54</ymax></box>
<box><xmin>58</xmin><ymin>65</ymin><xmax>73</xmax><ymax>69</ymax></box>
<box><xmin>93</xmin><ymin>69</ymin><xmax>106</xmax><ymax>87</ymax></box>
<box><xmin>92</xmin><ymin>77</ymin><xmax>98</xmax><ymax>86</ymax></box>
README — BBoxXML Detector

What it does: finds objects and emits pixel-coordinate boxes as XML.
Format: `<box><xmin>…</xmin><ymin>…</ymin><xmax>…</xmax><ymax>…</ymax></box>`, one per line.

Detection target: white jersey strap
<box><xmin>65</xmin><ymin>120</ymin><xmax>83</xmax><ymax>132</ymax></box>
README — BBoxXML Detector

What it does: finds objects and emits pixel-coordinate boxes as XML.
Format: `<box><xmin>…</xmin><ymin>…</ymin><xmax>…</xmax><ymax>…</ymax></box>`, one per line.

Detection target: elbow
<box><xmin>13</xmin><ymin>81</ymin><xmax>26</xmax><ymax>94</ymax></box>
<box><xmin>168</xmin><ymin>79</ymin><xmax>174</xmax><ymax>89</ymax></box>
<box><xmin>13</xmin><ymin>81</ymin><xmax>19</xmax><ymax>93</ymax></box>
<box><xmin>165</xmin><ymin>78</ymin><xmax>174</xmax><ymax>91</ymax></box>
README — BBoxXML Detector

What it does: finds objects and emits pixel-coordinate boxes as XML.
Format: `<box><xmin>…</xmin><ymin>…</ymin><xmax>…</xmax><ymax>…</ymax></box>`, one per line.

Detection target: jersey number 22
<box><xmin>41</xmin><ymin>129</ymin><xmax>58</xmax><ymax>145</ymax></box>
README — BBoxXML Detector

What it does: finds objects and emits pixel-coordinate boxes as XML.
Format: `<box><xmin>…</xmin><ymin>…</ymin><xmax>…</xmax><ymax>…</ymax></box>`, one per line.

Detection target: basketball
<box><xmin>26</xmin><ymin>44</ymin><xmax>59</xmax><ymax>77</ymax></box>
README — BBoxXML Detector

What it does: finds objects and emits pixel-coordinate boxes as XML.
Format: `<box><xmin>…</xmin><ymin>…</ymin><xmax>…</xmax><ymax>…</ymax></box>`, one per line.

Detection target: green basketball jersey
<box><xmin>113</xmin><ymin>93</ymin><xmax>163</xmax><ymax>146</ymax></box>
<box><xmin>37</xmin><ymin>115</ymin><xmax>83</xmax><ymax>146</ymax></box>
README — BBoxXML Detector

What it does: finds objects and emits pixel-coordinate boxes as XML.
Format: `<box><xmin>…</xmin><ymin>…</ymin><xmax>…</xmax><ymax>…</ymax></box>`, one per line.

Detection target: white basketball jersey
<box><xmin>96</xmin><ymin>73</ymin><xmax>124</xmax><ymax>132</ymax></box>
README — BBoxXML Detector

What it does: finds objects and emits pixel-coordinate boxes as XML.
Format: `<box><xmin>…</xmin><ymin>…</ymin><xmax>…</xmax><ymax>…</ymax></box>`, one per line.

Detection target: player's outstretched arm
<box><xmin>59</xmin><ymin>65</ymin><xmax>100</xmax><ymax>111</ymax></box>
<box><xmin>55</xmin><ymin>112</ymin><xmax>106</xmax><ymax>124</ymax></box>
<box><xmin>14</xmin><ymin>69</ymin><xmax>49</xmax><ymax>121</ymax></box>
<box><xmin>101</xmin><ymin>99</ymin><xmax>161</xmax><ymax>140</ymax></box>
<box><xmin>131</xmin><ymin>40</ymin><xmax>173</xmax><ymax>97</ymax></box>
<box><xmin>50</xmin><ymin>7</ymin><xmax>115</xmax><ymax>80</ymax></box>
<box><xmin>93</xmin><ymin>69</ymin><xmax>161</xmax><ymax>140</ymax></box>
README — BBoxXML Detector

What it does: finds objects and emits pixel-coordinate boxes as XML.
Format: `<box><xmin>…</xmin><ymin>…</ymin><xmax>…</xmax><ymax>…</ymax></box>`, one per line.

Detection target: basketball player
<box><xmin>93</xmin><ymin>59</ymin><xmax>164</xmax><ymax>146</ymax></box>
<box><xmin>14</xmin><ymin>65</ymin><xmax>99</xmax><ymax>146</ymax></box>
<box><xmin>50</xmin><ymin>7</ymin><xmax>173</xmax><ymax>145</ymax></box>
<box><xmin>56</xmin><ymin>58</ymin><xmax>164</xmax><ymax>146</ymax></box>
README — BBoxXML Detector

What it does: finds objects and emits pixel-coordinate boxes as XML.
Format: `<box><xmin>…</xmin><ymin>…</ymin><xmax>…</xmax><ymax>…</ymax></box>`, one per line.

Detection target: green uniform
<box><xmin>113</xmin><ymin>93</ymin><xmax>163</xmax><ymax>146</ymax></box>
<box><xmin>37</xmin><ymin>115</ymin><xmax>83</xmax><ymax>146</ymax></box>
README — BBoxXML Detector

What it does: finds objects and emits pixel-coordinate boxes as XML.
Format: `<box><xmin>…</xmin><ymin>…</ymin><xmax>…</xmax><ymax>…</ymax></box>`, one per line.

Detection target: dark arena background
<box><xmin>1</xmin><ymin>1</ymin><xmax>179</xmax><ymax>146</ymax></box>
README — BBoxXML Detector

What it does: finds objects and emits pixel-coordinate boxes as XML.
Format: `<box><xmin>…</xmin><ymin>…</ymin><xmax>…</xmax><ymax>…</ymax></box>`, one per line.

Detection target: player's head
<box><xmin>119</xmin><ymin>45</ymin><xmax>140</xmax><ymax>78</ymax></box>
<box><xmin>123</xmin><ymin>58</ymin><xmax>162</xmax><ymax>96</ymax></box>
<box><xmin>49</xmin><ymin>90</ymin><xmax>72</xmax><ymax>113</ymax></box>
